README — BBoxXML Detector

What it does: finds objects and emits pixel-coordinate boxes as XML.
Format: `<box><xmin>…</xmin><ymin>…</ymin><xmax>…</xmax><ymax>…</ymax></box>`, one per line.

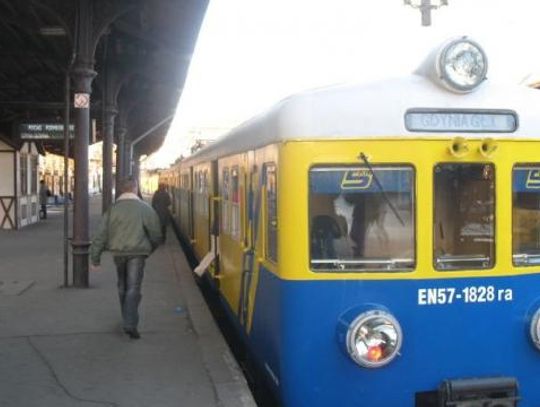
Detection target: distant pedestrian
<box><xmin>90</xmin><ymin>177</ymin><xmax>163</xmax><ymax>339</ymax></box>
<box><xmin>39</xmin><ymin>180</ymin><xmax>50</xmax><ymax>219</ymax></box>
<box><xmin>151</xmin><ymin>183</ymin><xmax>172</xmax><ymax>241</ymax></box>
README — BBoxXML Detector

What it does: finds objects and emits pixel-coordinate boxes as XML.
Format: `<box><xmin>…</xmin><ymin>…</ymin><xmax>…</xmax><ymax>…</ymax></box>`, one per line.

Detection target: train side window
<box><xmin>433</xmin><ymin>163</ymin><xmax>495</xmax><ymax>270</ymax></box>
<box><xmin>221</xmin><ymin>168</ymin><xmax>230</xmax><ymax>234</ymax></box>
<box><xmin>512</xmin><ymin>165</ymin><xmax>540</xmax><ymax>266</ymax></box>
<box><xmin>194</xmin><ymin>171</ymin><xmax>200</xmax><ymax>214</ymax></box>
<box><xmin>194</xmin><ymin>170</ymin><xmax>208</xmax><ymax>216</ymax></box>
<box><xmin>231</xmin><ymin>167</ymin><xmax>241</xmax><ymax>240</ymax></box>
<box><xmin>265</xmin><ymin>163</ymin><xmax>278</xmax><ymax>263</ymax></box>
<box><xmin>309</xmin><ymin>165</ymin><xmax>415</xmax><ymax>272</ymax></box>
<box><xmin>180</xmin><ymin>173</ymin><xmax>190</xmax><ymax>219</ymax></box>
<box><xmin>202</xmin><ymin>170</ymin><xmax>209</xmax><ymax>216</ymax></box>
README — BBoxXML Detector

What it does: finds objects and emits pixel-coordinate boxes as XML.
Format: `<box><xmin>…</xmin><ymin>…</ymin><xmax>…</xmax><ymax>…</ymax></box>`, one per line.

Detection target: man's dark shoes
<box><xmin>124</xmin><ymin>328</ymin><xmax>140</xmax><ymax>339</ymax></box>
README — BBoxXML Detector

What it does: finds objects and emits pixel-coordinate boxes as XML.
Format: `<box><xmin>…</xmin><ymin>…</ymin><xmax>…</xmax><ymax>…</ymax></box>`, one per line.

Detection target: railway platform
<box><xmin>0</xmin><ymin>197</ymin><xmax>256</xmax><ymax>407</ymax></box>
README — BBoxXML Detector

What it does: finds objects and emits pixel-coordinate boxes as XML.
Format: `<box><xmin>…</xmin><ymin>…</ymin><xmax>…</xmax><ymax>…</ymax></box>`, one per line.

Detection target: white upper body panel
<box><xmin>182</xmin><ymin>74</ymin><xmax>540</xmax><ymax>166</ymax></box>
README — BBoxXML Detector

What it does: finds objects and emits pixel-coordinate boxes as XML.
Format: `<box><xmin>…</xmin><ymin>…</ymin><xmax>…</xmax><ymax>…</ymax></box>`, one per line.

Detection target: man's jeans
<box><xmin>114</xmin><ymin>256</ymin><xmax>145</xmax><ymax>330</ymax></box>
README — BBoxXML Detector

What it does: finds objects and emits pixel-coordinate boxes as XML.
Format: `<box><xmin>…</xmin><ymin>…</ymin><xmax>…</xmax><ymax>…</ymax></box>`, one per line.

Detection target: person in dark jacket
<box><xmin>348</xmin><ymin>195</ymin><xmax>367</xmax><ymax>257</ymax></box>
<box><xmin>39</xmin><ymin>180</ymin><xmax>49</xmax><ymax>219</ymax></box>
<box><xmin>151</xmin><ymin>183</ymin><xmax>172</xmax><ymax>241</ymax></box>
<box><xmin>90</xmin><ymin>177</ymin><xmax>162</xmax><ymax>339</ymax></box>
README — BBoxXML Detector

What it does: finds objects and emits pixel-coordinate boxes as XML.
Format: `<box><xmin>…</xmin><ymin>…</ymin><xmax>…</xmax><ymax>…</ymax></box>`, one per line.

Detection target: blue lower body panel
<box><xmin>248</xmin><ymin>268</ymin><xmax>540</xmax><ymax>406</ymax></box>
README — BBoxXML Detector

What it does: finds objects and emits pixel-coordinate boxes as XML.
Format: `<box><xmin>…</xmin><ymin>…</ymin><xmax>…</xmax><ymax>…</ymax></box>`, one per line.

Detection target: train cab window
<box><xmin>512</xmin><ymin>166</ymin><xmax>540</xmax><ymax>266</ymax></box>
<box><xmin>434</xmin><ymin>163</ymin><xmax>495</xmax><ymax>270</ymax></box>
<box><xmin>266</xmin><ymin>164</ymin><xmax>278</xmax><ymax>262</ymax></box>
<box><xmin>309</xmin><ymin>165</ymin><xmax>415</xmax><ymax>272</ymax></box>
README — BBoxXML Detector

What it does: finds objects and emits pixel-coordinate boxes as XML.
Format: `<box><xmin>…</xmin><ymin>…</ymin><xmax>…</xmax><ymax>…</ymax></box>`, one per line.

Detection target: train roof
<box><xmin>181</xmin><ymin>37</ymin><xmax>540</xmax><ymax>167</ymax></box>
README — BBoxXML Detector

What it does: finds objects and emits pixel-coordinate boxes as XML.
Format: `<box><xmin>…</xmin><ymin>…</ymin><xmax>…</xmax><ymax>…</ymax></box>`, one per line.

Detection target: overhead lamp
<box><xmin>416</xmin><ymin>36</ymin><xmax>488</xmax><ymax>94</ymax></box>
<box><xmin>437</xmin><ymin>37</ymin><xmax>488</xmax><ymax>93</ymax></box>
<box><xmin>39</xmin><ymin>26</ymin><xmax>67</xmax><ymax>37</ymax></box>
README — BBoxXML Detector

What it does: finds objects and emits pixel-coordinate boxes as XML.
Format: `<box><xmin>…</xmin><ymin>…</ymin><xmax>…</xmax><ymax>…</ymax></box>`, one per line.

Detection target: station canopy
<box><xmin>0</xmin><ymin>0</ymin><xmax>208</xmax><ymax>156</ymax></box>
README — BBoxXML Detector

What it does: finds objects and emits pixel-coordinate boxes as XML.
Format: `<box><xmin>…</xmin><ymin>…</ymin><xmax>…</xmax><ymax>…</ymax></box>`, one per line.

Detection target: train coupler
<box><xmin>438</xmin><ymin>376</ymin><xmax>519</xmax><ymax>407</ymax></box>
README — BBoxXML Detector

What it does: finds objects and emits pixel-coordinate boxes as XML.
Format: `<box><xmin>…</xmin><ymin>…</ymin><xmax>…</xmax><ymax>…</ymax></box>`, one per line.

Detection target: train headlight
<box><xmin>344</xmin><ymin>309</ymin><xmax>402</xmax><ymax>368</ymax></box>
<box><xmin>529</xmin><ymin>308</ymin><xmax>540</xmax><ymax>350</ymax></box>
<box><xmin>437</xmin><ymin>37</ymin><xmax>487</xmax><ymax>93</ymax></box>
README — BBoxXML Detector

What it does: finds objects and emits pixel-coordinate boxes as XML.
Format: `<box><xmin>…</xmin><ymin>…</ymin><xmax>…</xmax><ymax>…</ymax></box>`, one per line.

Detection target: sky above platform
<box><xmin>145</xmin><ymin>0</ymin><xmax>540</xmax><ymax>168</ymax></box>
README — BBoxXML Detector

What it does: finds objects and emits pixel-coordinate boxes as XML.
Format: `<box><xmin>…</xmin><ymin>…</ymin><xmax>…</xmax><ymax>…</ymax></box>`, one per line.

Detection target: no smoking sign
<box><xmin>74</xmin><ymin>93</ymin><xmax>90</xmax><ymax>109</ymax></box>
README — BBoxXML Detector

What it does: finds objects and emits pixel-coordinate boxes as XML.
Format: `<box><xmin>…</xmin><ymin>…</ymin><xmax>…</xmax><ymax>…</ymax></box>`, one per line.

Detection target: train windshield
<box><xmin>309</xmin><ymin>165</ymin><xmax>415</xmax><ymax>272</ymax></box>
<box><xmin>513</xmin><ymin>166</ymin><xmax>540</xmax><ymax>266</ymax></box>
<box><xmin>434</xmin><ymin>163</ymin><xmax>495</xmax><ymax>270</ymax></box>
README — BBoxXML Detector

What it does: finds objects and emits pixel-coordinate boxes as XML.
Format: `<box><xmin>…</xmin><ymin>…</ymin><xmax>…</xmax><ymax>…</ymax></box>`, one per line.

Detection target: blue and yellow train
<box><xmin>160</xmin><ymin>37</ymin><xmax>540</xmax><ymax>406</ymax></box>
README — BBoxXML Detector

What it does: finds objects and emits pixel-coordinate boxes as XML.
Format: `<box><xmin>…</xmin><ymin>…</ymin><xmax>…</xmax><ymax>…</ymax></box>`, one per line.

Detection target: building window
<box><xmin>20</xmin><ymin>154</ymin><xmax>28</xmax><ymax>195</ymax></box>
<box><xmin>30</xmin><ymin>156</ymin><xmax>38</xmax><ymax>194</ymax></box>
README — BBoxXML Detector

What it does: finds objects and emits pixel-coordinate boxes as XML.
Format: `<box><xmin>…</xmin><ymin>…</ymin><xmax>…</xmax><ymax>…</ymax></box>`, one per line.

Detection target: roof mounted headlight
<box><xmin>437</xmin><ymin>37</ymin><xmax>488</xmax><ymax>93</ymax></box>
<box><xmin>338</xmin><ymin>308</ymin><xmax>402</xmax><ymax>368</ymax></box>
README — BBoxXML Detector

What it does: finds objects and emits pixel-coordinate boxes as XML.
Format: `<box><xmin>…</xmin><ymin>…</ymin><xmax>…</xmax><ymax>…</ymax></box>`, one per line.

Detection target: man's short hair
<box><xmin>119</xmin><ymin>177</ymin><xmax>138</xmax><ymax>194</ymax></box>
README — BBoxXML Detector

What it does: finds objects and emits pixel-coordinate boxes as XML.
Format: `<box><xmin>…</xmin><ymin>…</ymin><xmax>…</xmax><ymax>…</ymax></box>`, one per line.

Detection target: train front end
<box><xmin>248</xmin><ymin>38</ymin><xmax>540</xmax><ymax>406</ymax></box>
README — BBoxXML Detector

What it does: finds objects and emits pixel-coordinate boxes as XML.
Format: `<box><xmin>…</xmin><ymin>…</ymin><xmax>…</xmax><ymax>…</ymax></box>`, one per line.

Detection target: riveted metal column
<box><xmin>115</xmin><ymin>124</ymin><xmax>127</xmax><ymax>199</ymax></box>
<box><xmin>132</xmin><ymin>154</ymin><xmax>140</xmax><ymax>186</ymax></box>
<box><xmin>124</xmin><ymin>134</ymin><xmax>132</xmax><ymax>176</ymax></box>
<box><xmin>71</xmin><ymin>0</ymin><xmax>97</xmax><ymax>288</ymax></box>
<box><xmin>102</xmin><ymin>104</ymin><xmax>117</xmax><ymax>212</ymax></box>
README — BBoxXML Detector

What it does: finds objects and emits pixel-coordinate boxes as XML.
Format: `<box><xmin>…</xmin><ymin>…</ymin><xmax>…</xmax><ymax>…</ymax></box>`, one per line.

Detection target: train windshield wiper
<box><xmin>358</xmin><ymin>152</ymin><xmax>405</xmax><ymax>226</ymax></box>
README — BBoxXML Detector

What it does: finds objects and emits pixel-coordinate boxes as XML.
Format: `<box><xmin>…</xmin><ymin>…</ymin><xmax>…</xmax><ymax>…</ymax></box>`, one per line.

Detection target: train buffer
<box><xmin>0</xmin><ymin>196</ymin><xmax>256</xmax><ymax>407</ymax></box>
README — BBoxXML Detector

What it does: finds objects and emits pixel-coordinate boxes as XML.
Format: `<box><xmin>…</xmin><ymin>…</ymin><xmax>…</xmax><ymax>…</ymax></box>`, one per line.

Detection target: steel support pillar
<box><xmin>132</xmin><ymin>155</ymin><xmax>140</xmax><ymax>186</ymax></box>
<box><xmin>115</xmin><ymin>125</ymin><xmax>127</xmax><ymax>199</ymax></box>
<box><xmin>71</xmin><ymin>0</ymin><xmax>97</xmax><ymax>288</ymax></box>
<box><xmin>123</xmin><ymin>135</ymin><xmax>132</xmax><ymax>176</ymax></box>
<box><xmin>102</xmin><ymin>104</ymin><xmax>117</xmax><ymax>212</ymax></box>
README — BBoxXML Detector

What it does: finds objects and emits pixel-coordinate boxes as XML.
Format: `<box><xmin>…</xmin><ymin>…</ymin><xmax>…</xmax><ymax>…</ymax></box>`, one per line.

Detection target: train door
<box><xmin>210</xmin><ymin>160</ymin><xmax>220</xmax><ymax>277</ymax></box>
<box><xmin>238</xmin><ymin>160</ymin><xmax>257</xmax><ymax>327</ymax></box>
<box><xmin>189</xmin><ymin>166</ymin><xmax>194</xmax><ymax>240</ymax></box>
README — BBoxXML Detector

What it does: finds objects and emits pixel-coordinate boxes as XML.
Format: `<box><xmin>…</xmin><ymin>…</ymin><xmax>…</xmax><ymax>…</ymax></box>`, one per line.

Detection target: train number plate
<box><xmin>417</xmin><ymin>286</ymin><xmax>513</xmax><ymax>305</ymax></box>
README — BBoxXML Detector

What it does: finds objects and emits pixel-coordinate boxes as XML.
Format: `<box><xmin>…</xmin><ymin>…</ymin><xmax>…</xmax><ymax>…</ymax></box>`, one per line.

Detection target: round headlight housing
<box><xmin>530</xmin><ymin>308</ymin><xmax>540</xmax><ymax>350</ymax></box>
<box><xmin>346</xmin><ymin>309</ymin><xmax>402</xmax><ymax>368</ymax></box>
<box><xmin>437</xmin><ymin>37</ymin><xmax>487</xmax><ymax>93</ymax></box>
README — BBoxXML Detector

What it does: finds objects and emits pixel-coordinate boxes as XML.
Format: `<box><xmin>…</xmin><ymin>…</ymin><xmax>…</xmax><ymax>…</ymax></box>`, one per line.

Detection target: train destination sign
<box><xmin>405</xmin><ymin>109</ymin><xmax>517</xmax><ymax>133</ymax></box>
<box><xmin>19</xmin><ymin>123</ymin><xmax>75</xmax><ymax>140</ymax></box>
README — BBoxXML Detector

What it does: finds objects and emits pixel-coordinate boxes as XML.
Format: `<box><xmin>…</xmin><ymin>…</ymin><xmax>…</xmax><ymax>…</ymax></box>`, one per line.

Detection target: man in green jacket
<box><xmin>90</xmin><ymin>177</ymin><xmax>162</xmax><ymax>339</ymax></box>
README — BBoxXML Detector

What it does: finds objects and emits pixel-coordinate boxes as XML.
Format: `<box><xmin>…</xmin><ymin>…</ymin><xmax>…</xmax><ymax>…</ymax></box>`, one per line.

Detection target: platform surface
<box><xmin>0</xmin><ymin>197</ymin><xmax>256</xmax><ymax>407</ymax></box>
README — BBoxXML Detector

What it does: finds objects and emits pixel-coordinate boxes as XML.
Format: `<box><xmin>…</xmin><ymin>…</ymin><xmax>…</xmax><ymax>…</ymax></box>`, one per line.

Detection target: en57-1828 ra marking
<box><xmin>418</xmin><ymin>286</ymin><xmax>513</xmax><ymax>305</ymax></box>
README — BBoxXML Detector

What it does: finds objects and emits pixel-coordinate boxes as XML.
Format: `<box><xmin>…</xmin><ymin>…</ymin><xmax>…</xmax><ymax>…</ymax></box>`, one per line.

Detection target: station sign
<box><xmin>19</xmin><ymin>123</ymin><xmax>75</xmax><ymax>140</ymax></box>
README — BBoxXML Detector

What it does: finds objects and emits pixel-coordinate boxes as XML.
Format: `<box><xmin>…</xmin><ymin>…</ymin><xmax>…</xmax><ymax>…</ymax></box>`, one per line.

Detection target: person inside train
<box><xmin>311</xmin><ymin>214</ymin><xmax>342</xmax><ymax>259</ymax></box>
<box><xmin>346</xmin><ymin>194</ymin><xmax>368</xmax><ymax>257</ymax></box>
